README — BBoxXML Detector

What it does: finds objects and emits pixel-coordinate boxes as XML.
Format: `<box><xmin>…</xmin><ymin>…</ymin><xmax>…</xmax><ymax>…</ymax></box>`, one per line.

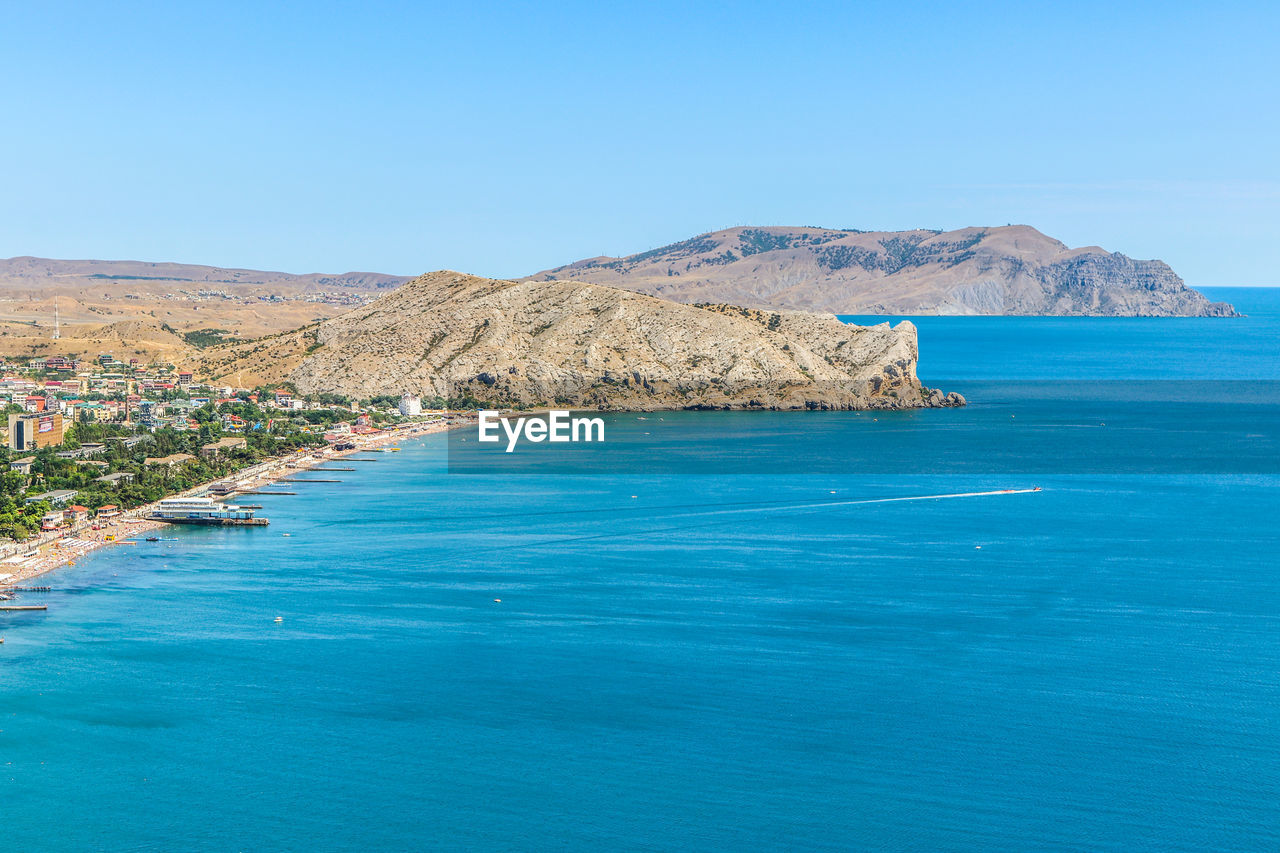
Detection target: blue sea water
<box><xmin>3</xmin><ymin>288</ymin><xmax>1280</xmax><ymax>852</ymax></box>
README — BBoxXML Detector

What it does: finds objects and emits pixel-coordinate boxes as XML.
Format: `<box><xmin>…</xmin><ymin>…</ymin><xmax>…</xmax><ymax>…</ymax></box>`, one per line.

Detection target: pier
<box><xmin>152</xmin><ymin>517</ymin><xmax>270</xmax><ymax>527</ymax></box>
<box><xmin>149</xmin><ymin>497</ymin><xmax>268</xmax><ymax>526</ymax></box>
<box><xmin>240</xmin><ymin>491</ymin><xmax>296</xmax><ymax>496</ymax></box>
<box><xmin>0</xmin><ymin>604</ymin><xmax>48</xmax><ymax>611</ymax></box>
<box><xmin>284</xmin><ymin>478</ymin><xmax>343</xmax><ymax>483</ymax></box>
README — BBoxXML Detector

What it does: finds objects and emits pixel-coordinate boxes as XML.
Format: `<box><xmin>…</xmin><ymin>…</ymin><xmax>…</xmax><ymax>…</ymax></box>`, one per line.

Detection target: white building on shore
<box><xmin>399</xmin><ymin>393</ymin><xmax>422</xmax><ymax>417</ymax></box>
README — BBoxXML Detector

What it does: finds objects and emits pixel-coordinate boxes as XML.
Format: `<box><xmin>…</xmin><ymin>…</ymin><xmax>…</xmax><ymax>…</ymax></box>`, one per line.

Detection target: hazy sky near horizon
<box><xmin>3</xmin><ymin>1</ymin><xmax>1277</xmax><ymax>285</ymax></box>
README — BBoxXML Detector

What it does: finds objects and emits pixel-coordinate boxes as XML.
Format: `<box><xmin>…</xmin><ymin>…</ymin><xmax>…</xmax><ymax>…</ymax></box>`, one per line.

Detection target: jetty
<box><xmin>240</xmin><ymin>490</ymin><xmax>296</xmax><ymax>496</ymax></box>
<box><xmin>0</xmin><ymin>604</ymin><xmax>48</xmax><ymax>611</ymax></box>
<box><xmin>149</xmin><ymin>496</ymin><xmax>269</xmax><ymax>526</ymax></box>
<box><xmin>152</xmin><ymin>517</ymin><xmax>269</xmax><ymax>527</ymax></box>
<box><xmin>284</xmin><ymin>478</ymin><xmax>342</xmax><ymax>483</ymax></box>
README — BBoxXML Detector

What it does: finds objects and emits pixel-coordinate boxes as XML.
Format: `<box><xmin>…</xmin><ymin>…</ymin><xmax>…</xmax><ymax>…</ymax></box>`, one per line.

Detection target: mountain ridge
<box><xmin>524</xmin><ymin>225</ymin><xmax>1237</xmax><ymax>317</ymax></box>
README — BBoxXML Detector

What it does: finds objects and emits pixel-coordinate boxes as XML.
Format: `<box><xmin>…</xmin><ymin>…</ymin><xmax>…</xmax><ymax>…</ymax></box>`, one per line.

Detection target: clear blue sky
<box><xmin>3</xmin><ymin>1</ymin><xmax>1277</xmax><ymax>284</ymax></box>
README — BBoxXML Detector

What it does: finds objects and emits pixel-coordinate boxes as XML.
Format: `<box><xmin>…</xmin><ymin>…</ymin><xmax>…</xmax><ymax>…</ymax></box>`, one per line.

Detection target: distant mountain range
<box><xmin>525</xmin><ymin>225</ymin><xmax>1237</xmax><ymax>317</ymax></box>
<box><xmin>0</xmin><ymin>256</ymin><xmax>414</xmax><ymax>352</ymax></box>
<box><xmin>0</xmin><ymin>256</ymin><xmax>409</xmax><ymax>291</ymax></box>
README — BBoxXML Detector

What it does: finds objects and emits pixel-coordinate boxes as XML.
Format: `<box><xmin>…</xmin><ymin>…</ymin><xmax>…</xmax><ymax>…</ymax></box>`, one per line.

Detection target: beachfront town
<box><xmin>0</xmin><ymin>352</ymin><xmax>443</xmax><ymax>542</ymax></box>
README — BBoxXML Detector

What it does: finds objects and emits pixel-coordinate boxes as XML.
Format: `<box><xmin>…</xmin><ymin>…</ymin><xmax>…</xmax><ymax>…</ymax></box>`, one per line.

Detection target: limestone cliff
<box><xmin>198</xmin><ymin>271</ymin><xmax>962</xmax><ymax>411</ymax></box>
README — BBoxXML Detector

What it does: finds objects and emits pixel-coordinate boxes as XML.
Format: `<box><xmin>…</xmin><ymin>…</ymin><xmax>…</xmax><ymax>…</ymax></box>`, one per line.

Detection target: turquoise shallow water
<box><xmin>3</xmin><ymin>288</ymin><xmax>1280</xmax><ymax>852</ymax></box>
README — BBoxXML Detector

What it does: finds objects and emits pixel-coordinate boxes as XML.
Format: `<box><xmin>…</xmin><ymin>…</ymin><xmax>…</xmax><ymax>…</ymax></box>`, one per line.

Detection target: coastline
<box><xmin>0</xmin><ymin>418</ymin><xmax>462</xmax><ymax>591</ymax></box>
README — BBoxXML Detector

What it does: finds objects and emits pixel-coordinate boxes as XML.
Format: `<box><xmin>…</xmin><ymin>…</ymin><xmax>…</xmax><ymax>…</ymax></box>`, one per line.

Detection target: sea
<box><xmin>2</xmin><ymin>287</ymin><xmax>1278</xmax><ymax>852</ymax></box>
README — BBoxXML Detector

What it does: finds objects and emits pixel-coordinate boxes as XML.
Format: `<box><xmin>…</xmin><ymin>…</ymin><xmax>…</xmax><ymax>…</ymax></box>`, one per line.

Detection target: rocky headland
<box><xmin>199</xmin><ymin>271</ymin><xmax>963</xmax><ymax>411</ymax></box>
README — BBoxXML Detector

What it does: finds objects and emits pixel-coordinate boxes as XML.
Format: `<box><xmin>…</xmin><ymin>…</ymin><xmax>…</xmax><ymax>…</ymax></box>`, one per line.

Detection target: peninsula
<box><xmin>525</xmin><ymin>225</ymin><xmax>1237</xmax><ymax>317</ymax></box>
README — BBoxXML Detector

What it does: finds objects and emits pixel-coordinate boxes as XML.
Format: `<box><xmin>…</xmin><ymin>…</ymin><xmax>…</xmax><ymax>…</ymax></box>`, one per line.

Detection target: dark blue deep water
<box><xmin>3</xmin><ymin>288</ymin><xmax>1279</xmax><ymax>851</ymax></box>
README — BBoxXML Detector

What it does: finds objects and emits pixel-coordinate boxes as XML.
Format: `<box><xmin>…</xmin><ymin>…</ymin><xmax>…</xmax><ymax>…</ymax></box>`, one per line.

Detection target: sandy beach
<box><xmin>0</xmin><ymin>417</ymin><xmax>462</xmax><ymax>592</ymax></box>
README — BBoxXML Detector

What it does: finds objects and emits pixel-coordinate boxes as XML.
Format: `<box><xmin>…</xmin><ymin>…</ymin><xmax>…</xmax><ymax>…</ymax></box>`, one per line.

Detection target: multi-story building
<box><xmin>8</xmin><ymin>412</ymin><xmax>64</xmax><ymax>451</ymax></box>
<box><xmin>399</xmin><ymin>394</ymin><xmax>422</xmax><ymax>416</ymax></box>
<box><xmin>75</xmin><ymin>402</ymin><xmax>113</xmax><ymax>423</ymax></box>
<box><xmin>136</xmin><ymin>400</ymin><xmax>161</xmax><ymax>429</ymax></box>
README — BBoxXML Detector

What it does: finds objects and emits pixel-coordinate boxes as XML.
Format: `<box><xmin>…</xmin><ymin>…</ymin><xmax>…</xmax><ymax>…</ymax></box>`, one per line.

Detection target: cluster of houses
<box><xmin>132</xmin><ymin>288</ymin><xmax>375</xmax><ymax>307</ymax></box>
<box><xmin>34</xmin><ymin>499</ymin><xmax>121</xmax><ymax>532</ymax></box>
<box><xmin>0</xmin><ymin>355</ymin><xmax>377</xmax><ymax>445</ymax></box>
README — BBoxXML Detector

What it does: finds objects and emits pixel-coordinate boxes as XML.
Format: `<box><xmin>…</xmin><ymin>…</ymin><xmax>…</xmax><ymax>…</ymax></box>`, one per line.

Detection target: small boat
<box><xmin>145</xmin><ymin>536</ymin><xmax>160</xmax><ymax>542</ymax></box>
